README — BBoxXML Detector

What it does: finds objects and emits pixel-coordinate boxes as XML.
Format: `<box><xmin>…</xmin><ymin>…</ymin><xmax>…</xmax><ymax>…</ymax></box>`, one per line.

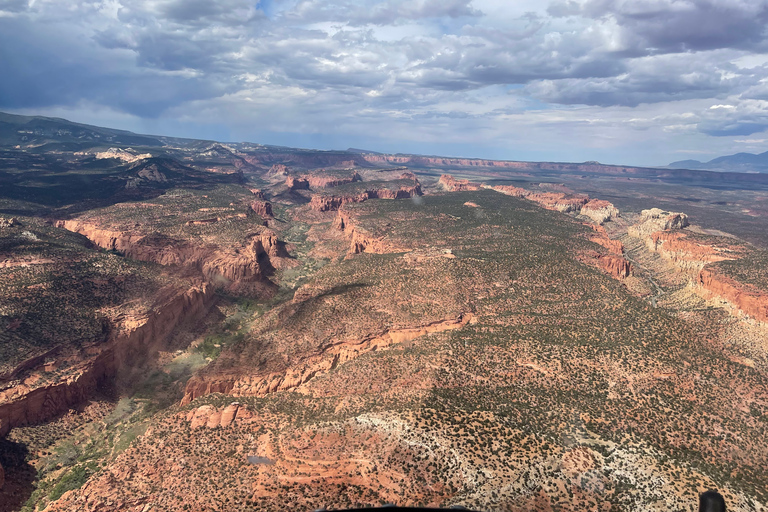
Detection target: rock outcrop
<box><xmin>186</xmin><ymin>402</ymin><xmax>252</xmax><ymax>429</ymax></box>
<box><xmin>438</xmin><ymin>174</ymin><xmax>481</xmax><ymax>191</ymax></box>
<box><xmin>647</xmin><ymin>231</ymin><xmax>741</xmax><ymax>271</ymax></box>
<box><xmin>0</xmin><ymin>284</ymin><xmax>214</xmax><ymax>437</ymax></box>
<box><xmin>628</xmin><ymin>208</ymin><xmax>689</xmax><ymax>238</ymax></box>
<box><xmin>268</xmin><ymin>164</ymin><xmax>290</xmax><ymax>176</ymax></box>
<box><xmin>182</xmin><ymin>313</ymin><xmax>474</xmax><ymax>404</ymax></box>
<box><xmin>580</xmin><ymin>199</ymin><xmax>620</xmax><ymax>224</ymax></box>
<box><xmin>285</xmin><ymin>177</ymin><xmax>309</xmax><ymax>190</ymax></box>
<box><xmin>306</xmin><ymin>171</ymin><xmax>360</xmax><ymax>188</ymax></box>
<box><xmin>250</xmin><ymin>200</ymin><xmax>273</xmax><ymax>219</ymax></box>
<box><xmin>585</xmin><ymin>225</ymin><xmax>633</xmax><ymax>279</ymax></box>
<box><xmin>698</xmin><ymin>269</ymin><xmax>768</xmax><ymax>323</ymax></box>
<box><xmin>487</xmin><ymin>185</ymin><xmax>588</xmax><ymax>213</ymax></box>
<box><xmin>55</xmin><ymin>221</ymin><xmax>286</xmax><ymax>288</ymax></box>
<box><xmin>309</xmin><ymin>183</ymin><xmax>422</xmax><ymax>212</ymax></box>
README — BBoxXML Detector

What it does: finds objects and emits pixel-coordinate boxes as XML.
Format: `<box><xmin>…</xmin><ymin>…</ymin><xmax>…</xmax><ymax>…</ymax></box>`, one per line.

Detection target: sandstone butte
<box><xmin>250</xmin><ymin>200</ymin><xmax>273</xmax><ymax>219</ymax></box>
<box><xmin>628</xmin><ymin>208</ymin><xmax>689</xmax><ymax>238</ymax></box>
<box><xmin>438</xmin><ymin>174</ymin><xmax>482</xmax><ymax>191</ymax></box>
<box><xmin>0</xmin><ymin>283</ymin><xmax>214</xmax><ymax>437</ymax></box>
<box><xmin>309</xmin><ymin>182</ymin><xmax>423</xmax><ymax>212</ymax></box>
<box><xmin>580</xmin><ymin>199</ymin><xmax>620</xmax><ymax>224</ymax></box>
<box><xmin>54</xmin><ymin>220</ymin><xmax>288</xmax><ymax>286</ymax></box>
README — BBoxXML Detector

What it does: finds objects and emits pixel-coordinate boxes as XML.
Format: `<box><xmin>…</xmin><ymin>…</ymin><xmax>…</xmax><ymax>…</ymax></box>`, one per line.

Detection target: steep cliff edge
<box><xmin>55</xmin><ymin>220</ymin><xmax>286</xmax><ymax>289</ymax></box>
<box><xmin>438</xmin><ymin>174</ymin><xmax>481</xmax><ymax>191</ymax></box>
<box><xmin>646</xmin><ymin>231</ymin><xmax>743</xmax><ymax>271</ymax></box>
<box><xmin>628</xmin><ymin>208</ymin><xmax>689</xmax><ymax>238</ymax></box>
<box><xmin>486</xmin><ymin>183</ymin><xmax>588</xmax><ymax>213</ymax></box>
<box><xmin>309</xmin><ymin>181</ymin><xmax>422</xmax><ymax>212</ymax></box>
<box><xmin>581</xmin><ymin>199</ymin><xmax>620</xmax><ymax>224</ymax></box>
<box><xmin>698</xmin><ymin>269</ymin><xmax>768</xmax><ymax>323</ymax></box>
<box><xmin>584</xmin><ymin>226</ymin><xmax>633</xmax><ymax>279</ymax></box>
<box><xmin>0</xmin><ymin>283</ymin><xmax>214</xmax><ymax>437</ymax></box>
<box><xmin>181</xmin><ymin>313</ymin><xmax>474</xmax><ymax>403</ymax></box>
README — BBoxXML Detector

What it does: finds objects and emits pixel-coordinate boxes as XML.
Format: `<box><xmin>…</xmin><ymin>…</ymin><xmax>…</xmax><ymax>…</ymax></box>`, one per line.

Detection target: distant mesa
<box><xmin>93</xmin><ymin>147</ymin><xmax>152</xmax><ymax>163</ymax></box>
<box><xmin>669</xmin><ymin>150</ymin><xmax>768</xmax><ymax>173</ymax></box>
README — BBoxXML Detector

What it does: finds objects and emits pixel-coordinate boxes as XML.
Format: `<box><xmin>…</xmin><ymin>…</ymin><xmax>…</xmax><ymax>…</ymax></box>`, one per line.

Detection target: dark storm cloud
<box><xmin>549</xmin><ymin>0</ymin><xmax>768</xmax><ymax>53</ymax></box>
<box><xmin>4</xmin><ymin>0</ymin><xmax>768</xmax><ymax>159</ymax></box>
<box><xmin>0</xmin><ymin>16</ymin><xmax>231</xmax><ymax>117</ymax></box>
<box><xmin>525</xmin><ymin>52</ymin><xmax>757</xmax><ymax>107</ymax></box>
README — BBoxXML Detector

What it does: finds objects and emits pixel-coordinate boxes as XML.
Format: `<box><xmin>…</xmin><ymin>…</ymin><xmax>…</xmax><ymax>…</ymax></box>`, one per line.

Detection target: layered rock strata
<box><xmin>698</xmin><ymin>269</ymin><xmax>768</xmax><ymax>323</ymax></box>
<box><xmin>646</xmin><ymin>231</ymin><xmax>741</xmax><ymax>271</ymax></box>
<box><xmin>309</xmin><ymin>183</ymin><xmax>422</xmax><ymax>212</ymax></box>
<box><xmin>438</xmin><ymin>174</ymin><xmax>481</xmax><ymax>191</ymax></box>
<box><xmin>0</xmin><ymin>283</ymin><xmax>214</xmax><ymax>437</ymax></box>
<box><xmin>580</xmin><ymin>199</ymin><xmax>620</xmax><ymax>224</ymax></box>
<box><xmin>628</xmin><ymin>208</ymin><xmax>689</xmax><ymax>238</ymax></box>
<box><xmin>55</xmin><ymin>221</ymin><xmax>286</xmax><ymax>286</ymax></box>
<box><xmin>181</xmin><ymin>313</ymin><xmax>474</xmax><ymax>404</ymax></box>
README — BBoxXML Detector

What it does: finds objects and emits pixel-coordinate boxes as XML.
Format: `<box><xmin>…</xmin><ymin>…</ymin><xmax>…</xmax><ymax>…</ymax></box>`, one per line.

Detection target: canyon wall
<box><xmin>309</xmin><ymin>183</ymin><xmax>422</xmax><ymax>212</ymax></box>
<box><xmin>181</xmin><ymin>313</ymin><xmax>474</xmax><ymax>404</ymax></box>
<box><xmin>646</xmin><ymin>231</ymin><xmax>741</xmax><ymax>271</ymax></box>
<box><xmin>0</xmin><ymin>284</ymin><xmax>214</xmax><ymax>437</ymax></box>
<box><xmin>55</xmin><ymin>220</ymin><xmax>284</xmax><ymax>286</ymax></box>
<box><xmin>698</xmin><ymin>269</ymin><xmax>768</xmax><ymax>323</ymax></box>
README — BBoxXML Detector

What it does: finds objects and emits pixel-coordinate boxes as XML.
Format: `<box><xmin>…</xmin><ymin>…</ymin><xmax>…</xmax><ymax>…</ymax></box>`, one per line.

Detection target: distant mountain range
<box><xmin>669</xmin><ymin>151</ymin><xmax>768</xmax><ymax>173</ymax></box>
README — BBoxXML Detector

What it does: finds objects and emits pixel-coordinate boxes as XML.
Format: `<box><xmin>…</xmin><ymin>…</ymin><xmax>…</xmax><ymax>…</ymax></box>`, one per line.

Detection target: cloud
<box><xmin>548</xmin><ymin>0</ymin><xmax>768</xmax><ymax>54</ymax></box>
<box><xmin>3</xmin><ymin>0</ymin><xmax>768</xmax><ymax>166</ymax></box>
<box><xmin>285</xmin><ymin>0</ymin><xmax>481</xmax><ymax>26</ymax></box>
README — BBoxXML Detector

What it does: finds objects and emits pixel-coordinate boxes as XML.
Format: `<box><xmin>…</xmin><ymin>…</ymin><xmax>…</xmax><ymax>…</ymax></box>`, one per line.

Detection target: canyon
<box><xmin>2</xmin><ymin>115</ymin><xmax>768</xmax><ymax>512</ymax></box>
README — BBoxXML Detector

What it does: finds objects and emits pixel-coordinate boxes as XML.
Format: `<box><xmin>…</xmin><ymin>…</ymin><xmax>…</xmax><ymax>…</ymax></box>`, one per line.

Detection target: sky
<box><xmin>3</xmin><ymin>0</ymin><xmax>768</xmax><ymax>166</ymax></box>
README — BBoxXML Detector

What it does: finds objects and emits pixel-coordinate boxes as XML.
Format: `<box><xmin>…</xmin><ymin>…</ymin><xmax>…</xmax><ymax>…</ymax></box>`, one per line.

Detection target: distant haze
<box><xmin>3</xmin><ymin>0</ymin><xmax>768</xmax><ymax>167</ymax></box>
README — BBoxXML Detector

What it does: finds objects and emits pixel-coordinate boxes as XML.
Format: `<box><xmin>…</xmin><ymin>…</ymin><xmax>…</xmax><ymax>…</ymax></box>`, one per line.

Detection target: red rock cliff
<box><xmin>309</xmin><ymin>183</ymin><xmax>422</xmax><ymax>212</ymax></box>
<box><xmin>647</xmin><ymin>231</ymin><xmax>742</xmax><ymax>271</ymax></box>
<box><xmin>698</xmin><ymin>269</ymin><xmax>768</xmax><ymax>323</ymax></box>
<box><xmin>438</xmin><ymin>174</ymin><xmax>481</xmax><ymax>191</ymax></box>
<box><xmin>0</xmin><ymin>284</ymin><xmax>214</xmax><ymax>437</ymax></box>
<box><xmin>55</xmin><ymin>221</ymin><xmax>284</xmax><ymax>287</ymax></box>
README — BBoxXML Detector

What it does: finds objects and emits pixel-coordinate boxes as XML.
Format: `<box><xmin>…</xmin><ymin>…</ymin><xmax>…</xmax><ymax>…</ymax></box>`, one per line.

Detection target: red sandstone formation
<box><xmin>589</xmin><ymin>225</ymin><xmax>624</xmax><ymax>255</ymax></box>
<box><xmin>438</xmin><ymin>174</ymin><xmax>481</xmax><ymax>191</ymax></box>
<box><xmin>595</xmin><ymin>253</ymin><xmax>633</xmax><ymax>279</ymax></box>
<box><xmin>487</xmin><ymin>184</ymin><xmax>588</xmax><ymax>213</ymax></box>
<box><xmin>628</xmin><ymin>208</ymin><xmax>689</xmax><ymax>238</ymax></box>
<box><xmin>285</xmin><ymin>176</ymin><xmax>310</xmax><ymax>190</ymax></box>
<box><xmin>309</xmin><ymin>183</ymin><xmax>422</xmax><ymax>212</ymax></box>
<box><xmin>55</xmin><ymin>221</ymin><xmax>286</xmax><ymax>287</ymax></box>
<box><xmin>250</xmin><ymin>200</ymin><xmax>273</xmax><ymax>219</ymax></box>
<box><xmin>647</xmin><ymin>231</ymin><xmax>742</xmax><ymax>271</ymax></box>
<box><xmin>305</xmin><ymin>171</ymin><xmax>361</xmax><ymax>188</ymax></box>
<box><xmin>488</xmin><ymin>184</ymin><xmax>529</xmax><ymax>197</ymax></box>
<box><xmin>0</xmin><ymin>284</ymin><xmax>214</xmax><ymax>437</ymax></box>
<box><xmin>581</xmin><ymin>199</ymin><xmax>620</xmax><ymax>224</ymax></box>
<box><xmin>249</xmin><ymin>188</ymin><xmax>266</xmax><ymax>199</ymax></box>
<box><xmin>182</xmin><ymin>313</ymin><xmax>474</xmax><ymax>404</ymax></box>
<box><xmin>268</xmin><ymin>164</ymin><xmax>290</xmax><ymax>176</ymax></box>
<box><xmin>698</xmin><ymin>269</ymin><xmax>768</xmax><ymax>323</ymax></box>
